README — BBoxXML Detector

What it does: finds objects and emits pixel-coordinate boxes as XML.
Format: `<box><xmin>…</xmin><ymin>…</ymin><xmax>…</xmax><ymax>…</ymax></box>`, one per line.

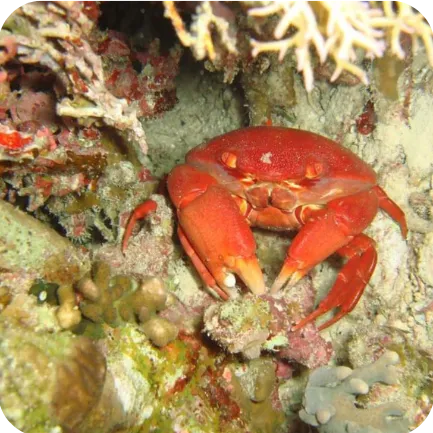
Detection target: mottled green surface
<box><xmin>0</xmin><ymin>200</ymin><xmax>89</xmax><ymax>285</ymax></box>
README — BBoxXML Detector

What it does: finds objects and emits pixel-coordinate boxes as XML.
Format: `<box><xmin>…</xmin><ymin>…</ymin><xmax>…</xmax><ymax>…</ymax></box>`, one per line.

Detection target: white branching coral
<box><xmin>249</xmin><ymin>1</ymin><xmax>433</xmax><ymax>91</ymax></box>
<box><xmin>164</xmin><ymin>1</ymin><xmax>433</xmax><ymax>92</ymax></box>
<box><xmin>163</xmin><ymin>1</ymin><xmax>237</xmax><ymax>61</ymax></box>
<box><xmin>376</xmin><ymin>1</ymin><xmax>433</xmax><ymax>65</ymax></box>
<box><xmin>1</xmin><ymin>1</ymin><xmax>147</xmax><ymax>151</ymax></box>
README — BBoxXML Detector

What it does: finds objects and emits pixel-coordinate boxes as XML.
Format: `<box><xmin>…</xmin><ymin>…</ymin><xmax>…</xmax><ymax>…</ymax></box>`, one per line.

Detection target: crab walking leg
<box><xmin>122</xmin><ymin>200</ymin><xmax>158</xmax><ymax>253</ymax></box>
<box><xmin>271</xmin><ymin>191</ymin><xmax>381</xmax><ymax>331</ymax></box>
<box><xmin>177</xmin><ymin>227</ymin><xmax>229</xmax><ymax>300</ymax></box>
<box><xmin>374</xmin><ymin>186</ymin><xmax>408</xmax><ymax>238</ymax></box>
<box><xmin>168</xmin><ymin>164</ymin><xmax>266</xmax><ymax>297</ymax></box>
<box><xmin>292</xmin><ymin>234</ymin><xmax>377</xmax><ymax>331</ymax></box>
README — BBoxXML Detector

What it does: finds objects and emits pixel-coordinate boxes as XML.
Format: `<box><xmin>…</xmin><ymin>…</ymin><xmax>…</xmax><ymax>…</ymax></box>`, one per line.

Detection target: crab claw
<box><xmin>273</xmin><ymin>190</ymin><xmax>381</xmax><ymax>330</ymax></box>
<box><xmin>178</xmin><ymin>186</ymin><xmax>266</xmax><ymax>297</ymax></box>
<box><xmin>169</xmin><ymin>164</ymin><xmax>266</xmax><ymax>298</ymax></box>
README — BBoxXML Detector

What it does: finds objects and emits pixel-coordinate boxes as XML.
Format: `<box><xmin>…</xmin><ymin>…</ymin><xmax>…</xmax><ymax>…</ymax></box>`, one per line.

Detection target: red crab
<box><xmin>123</xmin><ymin>127</ymin><xmax>407</xmax><ymax>330</ymax></box>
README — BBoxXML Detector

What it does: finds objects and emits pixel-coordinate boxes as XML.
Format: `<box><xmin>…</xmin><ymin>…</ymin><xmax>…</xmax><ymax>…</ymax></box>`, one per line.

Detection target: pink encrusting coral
<box><xmin>0</xmin><ymin>2</ymin><xmax>182</xmax><ymax>240</ymax></box>
<box><xmin>96</xmin><ymin>31</ymin><xmax>182</xmax><ymax>118</ymax></box>
<box><xmin>0</xmin><ymin>75</ymin><xmax>107</xmax><ymax>211</ymax></box>
<box><xmin>204</xmin><ymin>279</ymin><xmax>333</xmax><ymax>369</ymax></box>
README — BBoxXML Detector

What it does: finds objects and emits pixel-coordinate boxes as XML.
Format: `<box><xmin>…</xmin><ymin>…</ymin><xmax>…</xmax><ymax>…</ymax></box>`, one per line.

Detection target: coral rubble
<box><xmin>204</xmin><ymin>288</ymin><xmax>333</xmax><ymax>368</ymax></box>
<box><xmin>1</xmin><ymin>1</ymin><xmax>146</xmax><ymax>147</ymax></box>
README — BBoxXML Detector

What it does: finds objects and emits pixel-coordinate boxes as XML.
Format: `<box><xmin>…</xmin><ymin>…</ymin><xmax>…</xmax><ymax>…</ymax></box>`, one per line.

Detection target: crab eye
<box><xmin>305</xmin><ymin>162</ymin><xmax>323</xmax><ymax>179</ymax></box>
<box><xmin>221</xmin><ymin>151</ymin><xmax>237</xmax><ymax>169</ymax></box>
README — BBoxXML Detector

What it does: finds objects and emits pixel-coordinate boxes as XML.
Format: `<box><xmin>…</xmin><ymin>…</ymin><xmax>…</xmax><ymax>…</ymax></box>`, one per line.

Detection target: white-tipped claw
<box><xmin>224</xmin><ymin>273</ymin><xmax>236</xmax><ymax>288</ymax></box>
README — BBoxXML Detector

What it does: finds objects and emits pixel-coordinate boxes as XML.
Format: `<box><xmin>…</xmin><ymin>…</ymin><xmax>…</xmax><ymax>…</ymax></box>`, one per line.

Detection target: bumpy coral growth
<box><xmin>164</xmin><ymin>1</ymin><xmax>237</xmax><ymax>61</ymax></box>
<box><xmin>75</xmin><ymin>260</ymin><xmax>178</xmax><ymax>346</ymax></box>
<box><xmin>96</xmin><ymin>31</ymin><xmax>181</xmax><ymax>118</ymax></box>
<box><xmin>204</xmin><ymin>288</ymin><xmax>333</xmax><ymax>368</ymax></box>
<box><xmin>299</xmin><ymin>351</ymin><xmax>409</xmax><ymax>433</ymax></box>
<box><xmin>0</xmin><ymin>1</ymin><xmax>146</xmax><ymax>147</ymax></box>
<box><xmin>165</xmin><ymin>1</ymin><xmax>433</xmax><ymax>91</ymax></box>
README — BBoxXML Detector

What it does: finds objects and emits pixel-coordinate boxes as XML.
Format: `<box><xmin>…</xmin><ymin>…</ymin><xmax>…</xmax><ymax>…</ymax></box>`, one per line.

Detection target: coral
<box><xmin>141</xmin><ymin>316</ymin><xmax>178</xmax><ymax>347</ymax></box>
<box><xmin>0</xmin><ymin>198</ymin><xmax>89</xmax><ymax>287</ymax></box>
<box><xmin>204</xmin><ymin>287</ymin><xmax>333</xmax><ymax>368</ymax></box>
<box><xmin>42</xmin><ymin>157</ymin><xmax>158</xmax><ymax>244</ymax></box>
<box><xmin>52</xmin><ymin>337</ymin><xmax>107</xmax><ymax>431</ymax></box>
<box><xmin>249</xmin><ymin>1</ymin><xmax>433</xmax><ymax>91</ymax></box>
<box><xmin>1</xmin><ymin>1</ymin><xmax>146</xmax><ymax>148</ymax></box>
<box><xmin>204</xmin><ymin>295</ymin><xmax>272</xmax><ymax>359</ymax></box>
<box><xmin>0</xmin><ymin>3</ymin><xmax>172</xmax><ymax>230</ymax></box>
<box><xmin>235</xmin><ymin>358</ymin><xmax>276</xmax><ymax>403</ymax></box>
<box><xmin>248</xmin><ymin>1</ymin><xmax>386</xmax><ymax>91</ymax></box>
<box><xmin>346</xmin><ymin>327</ymin><xmax>433</xmax><ymax>430</ymax></box>
<box><xmin>56</xmin><ymin>283</ymin><xmax>82</xmax><ymax>329</ymax></box>
<box><xmin>299</xmin><ymin>351</ymin><xmax>409</xmax><ymax>433</ymax></box>
<box><xmin>163</xmin><ymin>1</ymin><xmax>237</xmax><ymax>62</ymax></box>
<box><xmin>164</xmin><ymin>1</ymin><xmax>433</xmax><ymax>91</ymax></box>
<box><xmin>97</xmin><ymin>32</ymin><xmax>182</xmax><ymax>119</ymax></box>
<box><xmin>0</xmin><ymin>198</ymin><xmax>92</xmax><ymax>329</ymax></box>
<box><xmin>202</xmin><ymin>357</ymin><xmax>287</xmax><ymax>433</ymax></box>
<box><xmin>0</xmin><ymin>320</ymin><xmax>106</xmax><ymax>433</ymax></box>
<box><xmin>74</xmin><ymin>260</ymin><xmax>179</xmax><ymax>347</ymax></box>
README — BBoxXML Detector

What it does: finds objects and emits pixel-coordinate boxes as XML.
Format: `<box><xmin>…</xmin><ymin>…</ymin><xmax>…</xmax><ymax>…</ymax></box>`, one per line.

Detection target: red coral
<box><xmin>80</xmin><ymin>1</ymin><xmax>101</xmax><ymax>22</ymax></box>
<box><xmin>70</xmin><ymin>68</ymin><xmax>89</xmax><ymax>93</ymax></box>
<box><xmin>0</xmin><ymin>131</ymin><xmax>32</xmax><ymax>150</ymax></box>
<box><xmin>97</xmin><ymin>31</ymin><xmax>181</xmax><ymax>118</ymax></box>
<box><xmin>203</xmin><ymin>366</ymin><xmax>241</xmax><ymax>423</ymax></box>
<box><xmin>265</xmin><ymin>290</ymin><xmax>333</xmax><ymax>369</ymax></box>
<box><xmin>278</xmin><ymin>324</ymin><xmax>333</xmax><ymax>369</ymax></box>
<box><xmin>356</xmin><ymin>100</ymin><xmax>376</xmax><ymax>135</ymax></box>
<box><xmin>97</xmin><ymin>31</ymin><xmax>131</xmax><ymax>57</ymax></box>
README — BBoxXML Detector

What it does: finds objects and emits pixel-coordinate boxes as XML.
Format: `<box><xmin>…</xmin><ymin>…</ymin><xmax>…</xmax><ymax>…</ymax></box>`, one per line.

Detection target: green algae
<box><xmin>0</xmin><ymin>200</ymin><xmax>89</xmax><ymax>285</ymax></box>
<box><xmin>386</xmin><ymin>341</ymin><xmax>433</xmax><ymax>402</ymax></box>
<box><xmin>0</xmin><ymin>319</ymin><xmax>92</xmax><ymax>433</ymax></box>
<box><xmin>219</xmin><ymin>296</ymin><xmax>272</xmax><ymax>333</ymax></box>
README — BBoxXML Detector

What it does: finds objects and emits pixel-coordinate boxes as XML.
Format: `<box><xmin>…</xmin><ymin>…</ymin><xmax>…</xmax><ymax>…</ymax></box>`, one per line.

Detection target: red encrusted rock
<box><xmin>278</xmin><ymin>324</ymin><xmax>333</xmax><ymax>369</ymax></box>
<box><xmin>80</xmin><ymin>1</ymin><xmax>101</xmax><ymax>23</ymax></box>
<box><xmin>96</xmin><ymin>30</ymin><xmax>181</xmax><ymax>118</ymax></box>
<box><xmin>204</xmin><ymin>282</ymin><xmax>333</xmax><ymax>369</ymax></box>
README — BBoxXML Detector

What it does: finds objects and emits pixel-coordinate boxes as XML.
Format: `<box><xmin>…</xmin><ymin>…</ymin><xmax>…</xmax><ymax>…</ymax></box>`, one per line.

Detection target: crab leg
<box><xmin>122</xmin><ymin>200</ymin><xmax>158</xmax><ymax>253</ymax></box>
<box><xmin>177</xmin><ymin>227</ymin><xmax>229</xmax><ymax>300</ymax></box>
<box><xmin>292</xmin><ymin>234</ymin><xmax>377</xmax><ymax>331</ymax></box>
<box><xmin>374</xmin><ymin>186</ymin><xmax>408</xmax><ymax>238</ymax></box>
<box><xmin>272</xmin><ymin>189</ymin><xmax>380</xmax><ymax>328</ymax></box>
